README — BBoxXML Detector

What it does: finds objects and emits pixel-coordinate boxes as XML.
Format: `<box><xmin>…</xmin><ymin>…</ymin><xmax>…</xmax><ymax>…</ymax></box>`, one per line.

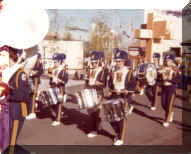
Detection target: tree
<box><xmin>89</xmin><ymin>20</ymin><xmax>121</xmax><ymax>59</ymax></box>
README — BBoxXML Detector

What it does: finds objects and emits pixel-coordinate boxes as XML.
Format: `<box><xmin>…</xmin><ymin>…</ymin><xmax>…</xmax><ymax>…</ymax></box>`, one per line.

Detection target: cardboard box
<box><xmin>134</xmin><ymin>29</ymin><xmax>152</xmax><ymax>39</ymax></box>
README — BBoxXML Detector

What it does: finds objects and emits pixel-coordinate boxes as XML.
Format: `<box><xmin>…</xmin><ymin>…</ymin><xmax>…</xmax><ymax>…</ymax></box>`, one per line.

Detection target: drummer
<box><xmin>107</xmin><ymin>50</ymin><xmax>136</xmax><ymax>145</ymax></box>
<box><xmin>85</xmin><ymin>51</ymin><xmax>108</xmax><ymax>138</ymax></box>
<box><xmin>135</xmin><ymin>50</ymin><xmax>147</xmax><ymax>95</ymax></box>
<box><xmin>145</xmin><ymin>53</ymin><xmax>161</xmax><ymax>111</ymax></box>
<box><xmin>48</xmin><ymin>53</ymin><xmax>68</xmax><ymax>126</ymax></box>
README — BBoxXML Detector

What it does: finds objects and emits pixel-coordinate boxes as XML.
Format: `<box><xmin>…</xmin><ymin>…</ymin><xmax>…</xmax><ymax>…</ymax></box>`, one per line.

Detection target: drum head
<box><xmin>145</xmin><ymin>63</ymin><xmax>157</xmax><ymax>86</ymax></box>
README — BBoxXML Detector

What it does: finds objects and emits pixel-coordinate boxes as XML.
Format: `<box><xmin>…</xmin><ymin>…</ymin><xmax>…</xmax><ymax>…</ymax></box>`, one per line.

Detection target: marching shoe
<box><xmin>87</xmin><ymin>132</ymin><xmax>97</xmax><ymax>138</ymax></box>
<box><xmin>163</xmin><ymin>122</ymin><xmax>169</xmax><ymax>128</ymax></box>
<box><xmin>139</xmin><ymin>89</ymin><xmax>144</xmax><ymax>95</ymax></box>
<box><xmin>150</xmin><ymin>106</ymin><xmax>156</xmax><ymax>111</ymax></box>
<box><xmin>128</xmin><ymin>106</ymin><xmax>134</xmax><ymax>115</ymax></box>
<box><xmin>35</xmin><ymin>103</ymin><xmax>38</xmax><ymax>109</ymax></box>
<box><xmin>113</xmin><ymin>139</ymin><xmax>124</xmax><ymax>146</ymax></box>
<box><xmin>26</xmin><ymin>113</ymin><xmax>36</xmax><ymax>120</ymax></box>
<box><xmin>169</xmin><ymin>112</ymin><xmax>174</xmax><ymax>122</ymax></box>
<box><xmin>51</xmin><ymin>121</ymin><xmax>61</xmax><ymax>126</ymax></box>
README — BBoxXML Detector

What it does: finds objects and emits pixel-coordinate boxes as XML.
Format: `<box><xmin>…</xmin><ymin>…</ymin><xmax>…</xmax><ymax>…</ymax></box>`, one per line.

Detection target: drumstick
<box><xmin>110</xmin><ymin>90</ymin><xmax>136</xmax><ymax>93</ymax></box>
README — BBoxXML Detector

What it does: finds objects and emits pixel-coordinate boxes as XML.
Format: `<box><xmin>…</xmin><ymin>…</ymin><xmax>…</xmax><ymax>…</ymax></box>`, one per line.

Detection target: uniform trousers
<box><xmin>145</xmin><ymin>84</ymin><xmax>157</xmax><ymax>107</ymax></box>
<box><xmin>161</xmin><ymin>85</ymin><xmax>176</xmax><ymax>121</ymax></box>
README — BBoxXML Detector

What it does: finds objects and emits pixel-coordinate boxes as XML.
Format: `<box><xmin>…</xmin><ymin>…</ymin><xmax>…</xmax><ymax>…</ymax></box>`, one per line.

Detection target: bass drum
<box><xmin>137</xmin><ymin>63</ymin><xmax>157</xmax><ymax>86</ymax></box>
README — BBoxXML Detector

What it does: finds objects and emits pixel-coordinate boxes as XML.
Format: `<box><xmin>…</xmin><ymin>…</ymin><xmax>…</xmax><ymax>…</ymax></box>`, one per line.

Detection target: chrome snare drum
<box><xmin>38</xmin><ymin>90</ymin><xmax>54</xmax><ymax>106</ymax></box>
<box><xmin>75</xmin><ymin>89</ymin><xmax>99</xmax><ymax>109</ymax></box>
<box><xmin>102</xmin><ymin>99</ymin><xmax>128</xmax><ymax>122</ymax></box>
<box><xmin>137</xmin><ymin>63</ymin><xmax>157</xmax><ymax>86</ymax></box>
<box><xmin>38</xmin><ymin>88</ymin><xmax>66</xmax><ymax>106</ymax></box>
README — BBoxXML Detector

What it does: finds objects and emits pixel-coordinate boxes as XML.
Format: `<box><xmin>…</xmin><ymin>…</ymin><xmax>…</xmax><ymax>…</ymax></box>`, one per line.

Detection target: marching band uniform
<box><xmin>107</xmin><ymin>50</ymin><xmax>136</xmax><ymax>146</ymax></box>
<box><xmin>135</xmin><ymin>51</ymin><xmax>147</xmax><ymax>95</ymax></box>
<box><xmin>175</xmin><ymin>57</ymin><xmax>184</xmax><ymax>89</ymax></box>
<box><xmin>7</xmin><ymin>61</ymin><xmax>32</xmax><ymax>149</ymax></box>
<box><xmin>145</xmin><ymin>53</ymin><xmax>161</xmax><ymax>111</ymax></box>
<box><xmin>0</xmin><ymin>82</ymin><xmax>9</xmax><ymax>152</ymax></box>
<box><xmin>161</xmin><ymin>55</ymin><xmax>179</xmax><ymax>127</ymax></box>
<box><xmin>49</xmin><ymin>53</ymin><xmax>68</xmax><ymax>126</ymax></box>
<box><xmin>0</xmin><ymin>46</ymin><xmax>32</xmax><ymax>152</ymax></box>
<box><xmin>26</xmin><ymin>53</ymin><xmax>43</xmax><ymax>120</ymax></box>
<box><xmin>85</xmin><ymin>51</ymin><xmax>108</xmax><ymax>138</ymax></box>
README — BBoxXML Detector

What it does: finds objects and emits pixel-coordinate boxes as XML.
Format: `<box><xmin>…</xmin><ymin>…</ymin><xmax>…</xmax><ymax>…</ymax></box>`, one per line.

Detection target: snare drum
<box><xmin>38</xmin><ymin>90</ymin><xmax>54</xmax><ymax>106</ymax></box>
<box><xmin>75</xmin><ymin>89</ymin><xmax>99</xmax><ymax>109</ymax></box>
<box><xmin>102</xmin><ymin>99</ymin><xmax>128</xmax><ymax>122</ymax></box>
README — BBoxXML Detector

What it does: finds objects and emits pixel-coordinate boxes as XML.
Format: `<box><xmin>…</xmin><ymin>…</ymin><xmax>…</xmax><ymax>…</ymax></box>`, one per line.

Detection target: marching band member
<box><xmin>48</xmin><ymin>53</ymin><xmax>68</xmax><ymax>126</ymax></box>
<box><xmin>26</xmin><ymin>53</ymin><xmax>43</xmax><ymax>120</ymax></box>
<box><xmin>0</xmin><ymin>81</ymin><xmax>9</xmax><ymax>153</ymax></box>
<box><xmin>85</xmin><ymin>51</ymin><xmax>108</xmax><ymax>138</ymax></box>
<box><xmin>175</xmin><ymin>57</ymin><xmax>184</xmax><ymax>89</ymax></box>
<box><xmin>107</xmin><ymin>50</ymin><xmax>136</xmax><ymax>145</ymax></box>
<box><xmin>2</xmin><ymin>47</ymin><xmax>32</xmax><ymax>150</ymax></box>
<box><xmin>160</xmin><ymin>54</ymin><xmax>179</xmax><ymax>127</ymax></box>
<box><xmin>145</xmin><ymin>53</ymin><xmax>161</xmax><ymax>111</ymax></box>
<box><xmin>135</xmin><ymin>51</ymin><xmax>147</xmax><ymax>95</ymax></box>
<box><xmin>0</xmin><ymin>45</ymin><xmax>9</xmax><ymax>153</ymax></box>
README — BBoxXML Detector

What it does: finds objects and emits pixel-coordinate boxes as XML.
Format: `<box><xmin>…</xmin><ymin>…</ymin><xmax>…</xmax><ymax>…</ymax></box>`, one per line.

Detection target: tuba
<box><xmin>0</xmin><ymin>1</ymin><xmax>49</xmax><ymax>84</ymax></box>
<box><xmin>0</xmin><ymin>1</ymin><xmax>49</xmax><ymax>49</ymax></box>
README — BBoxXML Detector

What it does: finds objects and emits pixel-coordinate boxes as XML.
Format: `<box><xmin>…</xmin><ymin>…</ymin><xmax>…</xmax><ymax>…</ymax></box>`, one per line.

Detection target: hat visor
<box><xmin>91</xmin><ymin>59</ymin><xmax>99</xmax><ymax>62</ymax></box>
<box><xmin>115</xmin><ymin>58</ymin><xmax>125</xmax><ymax>61</ymax></box>
<box><xmin>166</xmin><ymin>58</ymin><xmax>175</xmax><ymax>63</ymax></box>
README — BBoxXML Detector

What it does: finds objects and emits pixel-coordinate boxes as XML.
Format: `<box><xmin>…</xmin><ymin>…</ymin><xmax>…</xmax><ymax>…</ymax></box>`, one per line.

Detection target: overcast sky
<box><xmin>46</xmin><ymin>9</ymin><xmax>144</xmax><ymax>46</ymax></box>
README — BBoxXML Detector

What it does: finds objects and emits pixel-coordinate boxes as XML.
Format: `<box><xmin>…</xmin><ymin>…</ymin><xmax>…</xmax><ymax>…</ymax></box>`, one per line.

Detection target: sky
<box><xmin>46</xmin><ymin>9</ymin><xmax>145</xmax><ymax>47</ymax></box>
<box><xmin>10</xmin><ymin>0</ymin><xmax>189</xmax><ymax>9</ymax></box>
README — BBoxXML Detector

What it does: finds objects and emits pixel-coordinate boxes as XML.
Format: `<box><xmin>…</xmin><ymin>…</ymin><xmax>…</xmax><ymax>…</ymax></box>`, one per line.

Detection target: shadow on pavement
<box><xmin>173</xmin><ymin>120</ymin><xmax>191</xmax><ymax>129</ymax></box>
<box><xmin>133</xmin><ymin>108</ymin><xmax>163</xmax><ymax>125</ymax></box>
<box><xmin>3</xmin><ymin>145</ymin><xmax>30</xmax><ymax>154</ymax></box>
<box><xmin>132</xmin><ymin>100</ymin><xmax>150</xmax><ymax>109</ymax></box>
<box><xmin>173</xmin><ymin>104</ymin><xmax>191</xmax><ymax>112</ymax></box>
<box><xmin>175</xmin><ymin>94</ymin><xmax>186</xmax><ymax>101</ymax></box>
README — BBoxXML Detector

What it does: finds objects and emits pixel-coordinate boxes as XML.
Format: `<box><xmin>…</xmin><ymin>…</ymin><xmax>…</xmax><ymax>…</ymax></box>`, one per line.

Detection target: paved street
<box><xmin>16</xmin><ymin>77</ymin><xmax>191</xmax><ymax>148</ymax></box>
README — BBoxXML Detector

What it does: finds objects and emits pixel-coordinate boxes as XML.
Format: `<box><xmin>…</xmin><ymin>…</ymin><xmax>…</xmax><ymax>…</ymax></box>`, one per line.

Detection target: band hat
<box><xmin>58</xmin><ymin>53</ymin><xmax>66</xmax><ymax>60</ymax></box>
<box><xmin>114</xmin><ymin>50</ymin><xmax>128</xmax><ymax>61</ymax></box>
<box><xmin>165</xmin><ymin>54</ymin><xmax>176</xmax><ymax>65</ymax></box>
<box><xmin>97</xmin><ymin>51</ymin><xmax>104</xmax><ymax>59</ymax></box>
<box><xmin>153</xmin><ymin>53</ymin><xmax>161</xmax><ymax>59</ymax></box>
<box><xmin>36</xmin><ymin>52</ymin><xmax>41</xmax><ymax>58</ymax></box>
<box><xmin>52</xmin><ymin>53</ymin><xmax>58</xmax><ymax>61</ymax></box>
<box><xmin>52</xmin><ymin>53</ymin><xmax>66</xmax><ymax>60</ymax></box>
<box><xmin>90</xmin><ymin>51</ymin><xmax>100</xmax><ymax>62</ymax></box>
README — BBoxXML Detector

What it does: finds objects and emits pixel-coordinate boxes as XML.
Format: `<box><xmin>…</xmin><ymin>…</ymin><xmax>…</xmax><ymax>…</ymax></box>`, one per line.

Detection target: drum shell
<box><xmin>75</xmin><ymin>89</ymin><xmax>99</xmax><ymax>109</ymax></box>
<box><xmin>38</xmin><ymin>90</ymin><xmax>54</xmax><ymax>106</ymax></box>
<box><xmin>102</xmin><ymin>99</ymin><xmax>127</xmax><ymax>122</ymax></box>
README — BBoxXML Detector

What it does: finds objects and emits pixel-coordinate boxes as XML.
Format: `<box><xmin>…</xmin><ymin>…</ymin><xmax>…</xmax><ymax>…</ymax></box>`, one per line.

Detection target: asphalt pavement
<box><xmin>16</xmin><ymin>78</ymin><xmax>191</xmax><ymax>148</ymax></box>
